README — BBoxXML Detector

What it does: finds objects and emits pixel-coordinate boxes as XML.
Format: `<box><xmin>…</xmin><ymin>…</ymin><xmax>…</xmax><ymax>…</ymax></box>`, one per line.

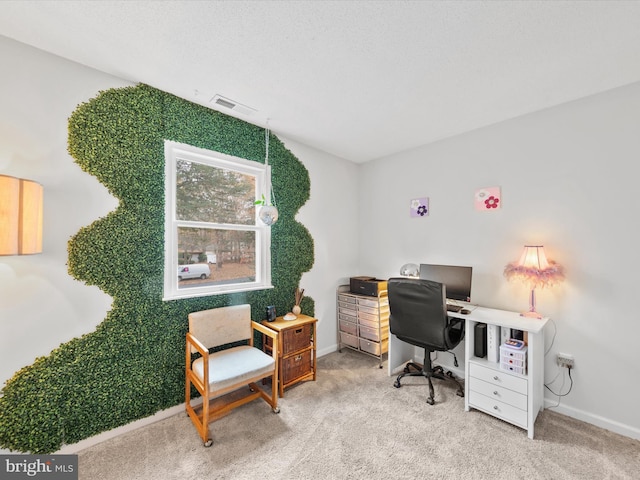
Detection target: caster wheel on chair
<box><xmin>426</xmin><ymin>398</ymin><xmax>435</xmax><ymax>405</ymax></box>
<box><xmin>457</xmin><ymin>390</ymin><xmax>464</xmax><ymax>398</ymax></box>
<box><xmin>394</xmin><ymin>380</ymin><xmax>401</xmax><ymax>388</ymax></box>
<box><xmin>272</xmin><ymin>407</ymin><xmax>281</xmax><ymax>414</ymax></box>
<box><xmin>204</xmin><ymin>439</ymin><xmax>213</xmax><ymax>447</ymax></box>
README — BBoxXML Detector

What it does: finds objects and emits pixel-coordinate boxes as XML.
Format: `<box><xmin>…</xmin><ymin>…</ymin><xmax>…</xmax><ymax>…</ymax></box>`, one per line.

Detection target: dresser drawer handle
<box><xmin>493</xmin><ymin>391</ymin><xmax>499</xmax><ymax>396</ymax></box>
<box><xmin>295</xmin><ymin>328</ymin><xmax>303</xmax><ymax>334</ymax></box>
<box><xmin>493</xmin><ymin>376</ymin><xmax>500</xmax><ymax>381</ymax></box>
<box><xmin>295</xmin><ymin>355</ymin><xmax>302</xmax><ymax>361</ymax></box>
<box><xmin>493</xmin><ymin>405</ymin><xmax>499</xmax><ymax>411</ymax></box>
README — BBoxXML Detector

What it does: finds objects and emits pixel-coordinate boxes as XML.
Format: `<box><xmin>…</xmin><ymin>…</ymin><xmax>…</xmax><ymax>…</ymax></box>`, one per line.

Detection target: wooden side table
<box><xmin>262</xmin><ymin>314</ymin><xmax>317</xmax><ymax>397</ymax></box>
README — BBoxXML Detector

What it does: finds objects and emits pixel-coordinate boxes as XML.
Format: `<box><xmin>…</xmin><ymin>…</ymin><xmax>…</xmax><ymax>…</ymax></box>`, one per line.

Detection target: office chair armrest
<box><xmin>448</xmin><ymin>316</ymin><xmax>464</xmax><ymax>330</ymax></box>
<box><xmin>445</xmin><ymin>316</ymin><xmax>465</xmax><ymax>348</ymax></box>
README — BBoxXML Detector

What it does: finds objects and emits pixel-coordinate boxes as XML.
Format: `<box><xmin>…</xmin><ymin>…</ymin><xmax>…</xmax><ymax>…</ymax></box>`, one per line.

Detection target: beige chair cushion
<box><xmin>191</xmin><ymin>345</ymin><xmax>275</xmax><ymax>394</ymax></box>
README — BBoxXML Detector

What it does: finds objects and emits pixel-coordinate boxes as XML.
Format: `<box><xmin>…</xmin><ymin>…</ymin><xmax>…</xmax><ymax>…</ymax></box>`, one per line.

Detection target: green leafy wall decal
<box><xmin>0</xmin><ymin>84</ymin><xmax>314</xmax><ymax>453</ymax></box>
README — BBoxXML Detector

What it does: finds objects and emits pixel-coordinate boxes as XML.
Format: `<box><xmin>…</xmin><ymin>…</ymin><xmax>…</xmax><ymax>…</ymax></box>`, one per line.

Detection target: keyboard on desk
<box><xmin>446</xmin><ymin>304</ymin><xmax>463</xmax><ymax>312</ymax></box>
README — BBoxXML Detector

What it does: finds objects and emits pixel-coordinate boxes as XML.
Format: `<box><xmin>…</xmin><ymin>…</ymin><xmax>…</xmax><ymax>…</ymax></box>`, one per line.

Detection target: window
<box><xmin>163</xmin><ymin>141</ymin><xmax>272</xmax><ymax>300</ymax></box>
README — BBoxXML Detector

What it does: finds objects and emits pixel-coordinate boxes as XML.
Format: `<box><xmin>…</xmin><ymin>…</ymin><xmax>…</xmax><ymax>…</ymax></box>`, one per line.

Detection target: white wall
<box><xmin>357</xmin><ymin>81</ymin><xmax>640</xmax><ymax>438</ymax></box>
<box><xmin>281</xmin><ymin>137</ymin><xmax>360</xmax><ymax>357</ymax></box>
<box><xmin>0</xmin><ymin>36</ymin><xmax>128</xmax><ymax>386</ymax></box>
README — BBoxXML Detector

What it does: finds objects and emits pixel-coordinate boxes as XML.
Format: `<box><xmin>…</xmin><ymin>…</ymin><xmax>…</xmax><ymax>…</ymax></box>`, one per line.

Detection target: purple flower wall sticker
<box><xmin>410</xmin><ymin>197</ymin><xmax>429</xmax><ymax>218</ymax></box>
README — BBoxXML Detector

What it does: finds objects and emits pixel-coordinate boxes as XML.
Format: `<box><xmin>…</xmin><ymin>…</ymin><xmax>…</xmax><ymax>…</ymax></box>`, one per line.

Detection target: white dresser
<box><xmin>461</xmin><ymin>307</ymin><xmax>548</xmax><ymax>439</ymax></box>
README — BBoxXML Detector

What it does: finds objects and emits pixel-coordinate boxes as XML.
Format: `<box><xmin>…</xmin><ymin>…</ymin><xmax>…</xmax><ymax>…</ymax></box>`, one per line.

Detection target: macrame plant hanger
<box><xmin>258</xmin><ymin>122</ymin><xmax>278</xmax><ymax>225</ymax></box>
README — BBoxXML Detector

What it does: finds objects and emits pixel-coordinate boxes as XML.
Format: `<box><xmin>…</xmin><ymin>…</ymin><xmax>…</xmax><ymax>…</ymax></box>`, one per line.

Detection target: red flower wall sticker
<box><xmin>475</xmin><ymin>187</ymin><xmax>501</xmax><ymax>211</ymax></box>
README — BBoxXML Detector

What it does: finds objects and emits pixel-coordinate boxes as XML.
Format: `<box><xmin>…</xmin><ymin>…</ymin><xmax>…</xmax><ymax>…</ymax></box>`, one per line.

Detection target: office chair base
<box><xmin>394</xmin><ymin>362</ymin><xmax>464</xmax><ymax>405</ymax></box>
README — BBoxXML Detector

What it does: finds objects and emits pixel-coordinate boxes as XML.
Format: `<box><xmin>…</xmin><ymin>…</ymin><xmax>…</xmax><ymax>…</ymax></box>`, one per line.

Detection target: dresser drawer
<box><xmin>338</xmin><ymin>312</ymin><xmax>357</xmax><ymax>323</ymax></box>
<box><xmin>282</xmin><ymin>349</ymin><xmax>312</xmax><ymax>384</ymax></box>
<box><xmin>469</xmin><ymin>391</ymin><xmax>527</xmax><ymax>428</ymax></box>
<box><xmin>340</xmin><ymin>331</ymin><xmax>359</xmax><ymax>349</ymax></box>
<box><xmin>339</xmin><ymin>319</ymin><xmax>357</xmax><ymax>336</ymax></box>
<box><xmin>359</xmin><ymin>338</ymin><xmax>388</xmax><ymax>356</ymax></box>
<box><xmin>282</xmin><ymin>324</ymin><xmax>311</xmax><ymax>355</ymax></box>
<box><xmin>357</xmin><ymin>312</ymin><xmax>379</xmax><ymax>326</ymax></box>
<box><xmin>337</xmin><ymin>294</ymin><xmax>357</xmax><ymax>304</ymax></box>
<box><xmin>469</xmin><ymin>377</ymin><xmax>527</xmax><ymax>411</ymax></box>
<box><xmin>338</xmin><ymin>306</ymin><xmax>357</xmax><ymax>317</ymax></box>
<box><xmin>359</xmin><ymin>324</ymin><xmax>388</xmax><ymax>342</ymax></box>
<box><xmin>357</xmin><ymin>297</ymin><xmax>380</xmax><ymax>308</ymax></box>
<box><xmin>469</xmin><ymin>362</ymin><xmax>527</xmax><ymax>395</ymax></box>
<box><xmin>357</xmin><ymin>305</ymin><xmax>380</xmax><ymax>316</ymax></box>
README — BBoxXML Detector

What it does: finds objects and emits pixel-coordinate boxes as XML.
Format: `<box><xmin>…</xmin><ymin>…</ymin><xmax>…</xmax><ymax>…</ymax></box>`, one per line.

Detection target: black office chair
<box><xmin>388</xmin><ymin>277</ymin><xmax>465</xmax><ymax>405</ymax></box>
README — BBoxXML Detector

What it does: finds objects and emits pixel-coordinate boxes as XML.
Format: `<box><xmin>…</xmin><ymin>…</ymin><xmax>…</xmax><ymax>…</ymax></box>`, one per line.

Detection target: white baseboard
<box><xmin>55</xmin><ymin>403</ymin><xmax>190</xmax><ymax>454</ymax></box>
<box><xmin>317</xmin><ymin>344</ymin><xmax>339</xmax><ymax>358</ymax></box>
<box><xmin>543</xmin><ymin>399</ymin><xmax>640</xmax><ymax>440</ymax></box>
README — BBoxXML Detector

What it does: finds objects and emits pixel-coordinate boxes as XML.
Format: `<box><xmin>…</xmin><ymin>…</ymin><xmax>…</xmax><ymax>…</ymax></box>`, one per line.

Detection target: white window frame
<box><xmin>163</xmin><ymin>140</ymin><xmax>273</xmax><ymax>300</ymax></box>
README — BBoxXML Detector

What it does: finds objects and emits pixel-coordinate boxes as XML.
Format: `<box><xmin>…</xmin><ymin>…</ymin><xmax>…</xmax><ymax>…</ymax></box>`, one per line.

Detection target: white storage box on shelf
<box><xmin>500</xmin><ymin>344</ymin><xmax>527</xmax><ymax>374</ymax></box>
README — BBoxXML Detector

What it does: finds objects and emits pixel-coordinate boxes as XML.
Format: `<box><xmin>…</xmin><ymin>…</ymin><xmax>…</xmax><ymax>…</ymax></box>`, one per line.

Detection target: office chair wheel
<box><xmin>272</xmin><ymin>407</ymin><xmax>281</xmax><ymax>414</ymax></box>
<box><xmin>204</xmin><ymin>439</ymin><xmax>213</xmax><ymax>447</ymax></box>
<box><xmin>456</xmin><ymin>390</ymin><xmax>464</xmax><ymax>398</ymax></box>
<box><xmin>426</xmin><ymin>397</ymin><xmax>435</xmax><ymax>406</ymax></box>
<box><xmin>394</xmin><ymin>379</ymin><xmax>402</xmax><ymax>388</ymax></box>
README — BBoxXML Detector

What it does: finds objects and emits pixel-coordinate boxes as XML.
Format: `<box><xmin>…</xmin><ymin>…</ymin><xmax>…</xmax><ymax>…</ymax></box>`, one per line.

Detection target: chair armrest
<box><xmin>251</xmin><ymin>321</ymin><xmax>279</xmax><ymax>359</ymax></box>
<box><xmin>186</xmin><ymin>332</ymin><xmax>209</xmax><ymax>358</ymax></box>
<box><xmin>448</xmin><ymin>317</ymin><xmax>464</xmax><ymax>330</ymax></box>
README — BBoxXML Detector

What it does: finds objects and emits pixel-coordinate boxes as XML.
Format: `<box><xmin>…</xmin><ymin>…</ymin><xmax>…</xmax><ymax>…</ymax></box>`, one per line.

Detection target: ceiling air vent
<box><xmin>211</xmin><ymin>95</ymin><xmax>257</xmax><ymax>116</ymax></box>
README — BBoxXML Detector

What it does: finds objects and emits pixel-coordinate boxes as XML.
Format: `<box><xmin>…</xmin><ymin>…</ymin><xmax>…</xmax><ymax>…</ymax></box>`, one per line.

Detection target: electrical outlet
<box><xmin>557</xmin><ymin>353</ymin><xmax>575</xmax><ymax>369</ymax></box>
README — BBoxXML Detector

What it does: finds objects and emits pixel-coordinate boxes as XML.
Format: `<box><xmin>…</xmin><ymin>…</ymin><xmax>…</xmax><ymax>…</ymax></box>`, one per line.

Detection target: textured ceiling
<box><xmin>1</xmin><ymin>1</ymin><xmax>640</xmax><ymax>163</ymax></box>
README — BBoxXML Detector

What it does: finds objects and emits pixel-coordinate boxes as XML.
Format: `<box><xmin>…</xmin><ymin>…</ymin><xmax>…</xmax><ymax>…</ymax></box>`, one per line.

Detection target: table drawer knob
<box><xmin>493</xmin><ymin>391</ymin><xmax>499</xmax><ymax>396</ymax></box>
<box><xmin>493</xmin><ymin>405</ymin><xmax>499</xmax><ymax>411</ymax></box>
<box><xmin>493</xmin><ymin>376</ymin><xmax>500</xmax><ymax>381</ymax></box>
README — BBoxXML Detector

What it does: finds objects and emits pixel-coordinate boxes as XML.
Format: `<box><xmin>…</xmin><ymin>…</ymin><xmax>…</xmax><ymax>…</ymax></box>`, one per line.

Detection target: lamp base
<box><xmin>520</xmin><ymin>310</ymin><xmax>543</xmax><ymax>319</ymax></box>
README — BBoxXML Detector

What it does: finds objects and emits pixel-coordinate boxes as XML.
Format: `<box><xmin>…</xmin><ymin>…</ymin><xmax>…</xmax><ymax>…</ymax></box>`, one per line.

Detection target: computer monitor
<box><xmin>419</xmin><ymin>264</ymin><xmax>472</xmax><ymax>302</ymax></box>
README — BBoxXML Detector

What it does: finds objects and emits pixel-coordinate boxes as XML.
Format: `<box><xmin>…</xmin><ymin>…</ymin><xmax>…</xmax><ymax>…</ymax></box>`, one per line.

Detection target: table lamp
<box><xmin>504</xmin><ymin>245</ymin><xmax>564</xmax><ymax>318</ymax></box>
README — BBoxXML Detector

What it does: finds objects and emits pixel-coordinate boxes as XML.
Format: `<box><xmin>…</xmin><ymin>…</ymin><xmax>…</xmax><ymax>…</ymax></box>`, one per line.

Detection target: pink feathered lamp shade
<box><xmin>504</xmin><ymin>245</ymin><xmax>564</xmax><ymax>318</ymax></box>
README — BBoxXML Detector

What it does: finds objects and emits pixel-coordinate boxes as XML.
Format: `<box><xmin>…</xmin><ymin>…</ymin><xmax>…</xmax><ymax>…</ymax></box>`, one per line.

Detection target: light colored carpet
<box><xmin>78</xmin><ymin>350</ymin><xmax>640</xmax><ymax>479</ymax></box>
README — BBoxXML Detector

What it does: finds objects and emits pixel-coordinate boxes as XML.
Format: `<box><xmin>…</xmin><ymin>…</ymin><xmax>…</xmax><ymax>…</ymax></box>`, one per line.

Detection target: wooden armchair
<box><xmin>185</xmin><ymin>304</ymin><xmax>280</xmax><ymax>447</ymax></box>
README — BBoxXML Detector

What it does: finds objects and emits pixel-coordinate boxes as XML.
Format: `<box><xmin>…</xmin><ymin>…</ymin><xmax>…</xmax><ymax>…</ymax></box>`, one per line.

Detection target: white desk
<box><xmin>388</xmin><ymin>305</ymin><xmax>548</xmax><ymax>439</ymax></box>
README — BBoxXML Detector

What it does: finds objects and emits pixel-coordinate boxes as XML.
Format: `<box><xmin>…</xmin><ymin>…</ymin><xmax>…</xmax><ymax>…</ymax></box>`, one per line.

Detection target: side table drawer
<box><xmin>468</xmin><ymin>391</ymin><xmax>527</xmax><ymax>428</ymax></box>
<box><xmin>282</xmin><ymin>349</ymin><xmax>312</xmax><ymax>384</ymax></box>
<box><xmin>282</xmin><ymin>324</ymin><xmax>312</xmax><ymax>355</ymax></box>
<box><xmin>469</xmin><ymin>377</ymin><xmax>527</xmax><ymax>411</ymax></box>
<box><xmin>469</xmin><ymin>362</ymin><xmax>527</xmax><ymax>395</ymax></box>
